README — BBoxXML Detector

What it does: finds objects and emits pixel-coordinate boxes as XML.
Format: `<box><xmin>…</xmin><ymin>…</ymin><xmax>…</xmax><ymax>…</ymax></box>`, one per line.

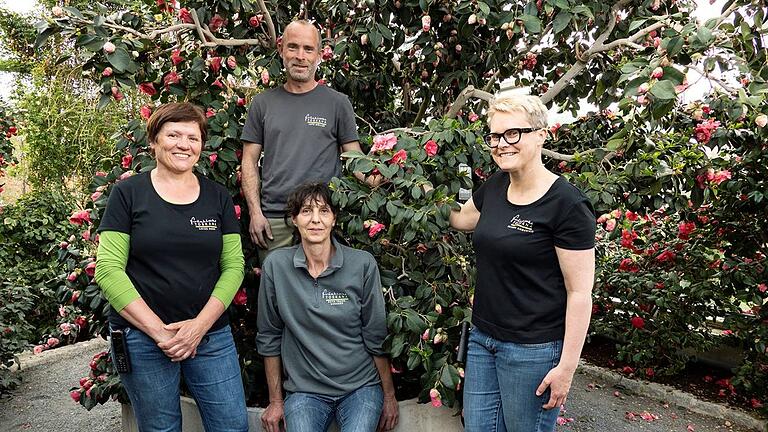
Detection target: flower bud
<box><xmin>651</xmin><ymin>66</ymin><xmax>664</xmax><ymax>79</ymax></box>
<box><xmin>755</xmin><ymin>114</ymin><xmax>768</xmax><ymax>128</ymax></box>
<box><xmin>467</xmin><ymin>14</ymin><xmax>477</xmax><ymax>25</ymax></box>
<box><xmin>102</xmin><ymin>41</ymin><xmax>116</xmax><ymax>54</ymax></box>
<box><xmin>638</xmin><ymin>83</ymin><xmax>650</xmax><ymax>94</ymax></box>
<box><xmin>52</xmin><ymin>6</ymin><xmax>64</xmax><ymax>17</ymax></box>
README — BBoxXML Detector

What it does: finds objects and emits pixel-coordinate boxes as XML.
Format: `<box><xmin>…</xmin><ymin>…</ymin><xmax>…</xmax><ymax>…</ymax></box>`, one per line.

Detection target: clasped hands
<box><xmin>154</xmin><ymin>318</ymin><xmax>207</xmax><ymax>362</ymax></box>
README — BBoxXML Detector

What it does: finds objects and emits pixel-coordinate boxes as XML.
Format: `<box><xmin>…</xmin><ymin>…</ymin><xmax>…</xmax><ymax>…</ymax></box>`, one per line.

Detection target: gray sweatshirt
<box><xmin>256</xmin><ymin>238</ymin><xmax>387</xmax><ymax>396</ymax></box>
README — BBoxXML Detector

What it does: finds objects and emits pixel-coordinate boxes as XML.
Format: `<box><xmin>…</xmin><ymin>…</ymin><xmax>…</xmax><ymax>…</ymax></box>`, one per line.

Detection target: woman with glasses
<box><xmin>449</xmin><ymin>95</ymin><xmax>596</xmax><ymax>432</ymax></box>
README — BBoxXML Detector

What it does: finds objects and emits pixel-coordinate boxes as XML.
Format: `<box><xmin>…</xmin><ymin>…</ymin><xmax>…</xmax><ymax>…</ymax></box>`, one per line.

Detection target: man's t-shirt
<box><xmin>472</xmin><ymin>171</ymin><xmax>596</xmax><ymax>343</ymax></box>
<box><xmin>98</xmin><ymin>172</ymin><xmax>240</xmax><ymax>331</ymax></box>
<box><xmin>241</xmin><ymin>85</ymin><xmax>359</xmax><ymax>218</ymax></box>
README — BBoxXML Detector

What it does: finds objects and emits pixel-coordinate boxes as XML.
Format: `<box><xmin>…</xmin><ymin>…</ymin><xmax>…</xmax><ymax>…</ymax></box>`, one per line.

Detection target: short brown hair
<box><xmin>286</xmin><ymin>182</ymin><xmax>338</xmax><ymax>219</ymax></box>
<box><xmin>146</xmin><ymin>103</ymin><xmax>207</xmax><ymax>144</ymax></box>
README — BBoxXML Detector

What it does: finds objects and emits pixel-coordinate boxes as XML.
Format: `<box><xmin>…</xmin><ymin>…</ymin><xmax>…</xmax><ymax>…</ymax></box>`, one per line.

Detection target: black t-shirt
<box><xmin>99</xmin><ymin>172</ymin><xmax>240</xmax><ymax>331</ymax></box>
<box><xmin>472</xmin><ymin>171</ymin><xmax>596</xmax><ymax>343</ymax></box>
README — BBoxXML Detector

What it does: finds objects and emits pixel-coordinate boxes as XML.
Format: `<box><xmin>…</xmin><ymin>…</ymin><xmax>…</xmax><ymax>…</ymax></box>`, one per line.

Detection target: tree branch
<box><xmin>688</xmin><ymin>64</ymin><xmax>737</xmax><ymax>95</ymax></box>
<box><xmin>255</xmin><ymin>0</ymin><xmax>277</xmax><ymax>47</ymax></box>
<box><xmin>445</xmin><ymin>85</ymin><xmax>494</xmax><ymax>119</ymax></box>
<box><xmin>540</xmin><ymin>60</ymin><xmax>587</xmax><ymax>105</ymax></box>
<box><xmin>542</xmin><ymin>147</ymin><xmax>607</xmax><ymax>162</ymax></box>
<box><xmin>190</xmin><ymin>9</ymin><xmax>269</xmax><ymax>48</ymax></box>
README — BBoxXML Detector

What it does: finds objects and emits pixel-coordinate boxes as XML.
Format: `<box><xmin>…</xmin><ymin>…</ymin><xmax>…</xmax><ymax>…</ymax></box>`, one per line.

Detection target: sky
<box><xmin>0</xmin><ymin>0</ymin><xmax>733</xmax><ymax>120</ymax></box>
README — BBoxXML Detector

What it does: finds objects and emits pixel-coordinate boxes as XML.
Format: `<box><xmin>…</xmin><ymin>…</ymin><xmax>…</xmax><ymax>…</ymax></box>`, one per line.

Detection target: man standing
<box><xmin>241</xmin><ymin>20</ymin><xmax>368</xmax><ymax>261</ymax></box>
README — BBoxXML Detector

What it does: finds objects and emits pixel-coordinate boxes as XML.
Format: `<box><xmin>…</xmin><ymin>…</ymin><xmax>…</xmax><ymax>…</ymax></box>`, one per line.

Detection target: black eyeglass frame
<box><xmin>483</xmin><ymin>127</ymin><xmax>542</xmax><ymax>148</ymax></box>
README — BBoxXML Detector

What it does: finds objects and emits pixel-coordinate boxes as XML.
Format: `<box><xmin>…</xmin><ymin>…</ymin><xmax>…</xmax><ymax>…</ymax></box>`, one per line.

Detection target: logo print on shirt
<box><xmin>322</xmin><ymin>289</ymin><xmax>349</xmax><ymax>306</ymax></box>
<box><xmin>190</xmin><ymin>217</ymin><xmax>219</xmax><ymax>231</ymax></box>
<box><xmin>305</xmin><ymin>114</ymin><xmax>328</xmax><ymax>128</ymax></box>
<box><xmin>507</xmin><ymin>214</ymin><xmax>534</xmax><ymax>233</ymax></box>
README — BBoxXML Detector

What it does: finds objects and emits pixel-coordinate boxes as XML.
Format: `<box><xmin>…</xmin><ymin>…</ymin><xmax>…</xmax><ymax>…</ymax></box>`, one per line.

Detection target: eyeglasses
<box><xmin>483</xmin><ymin>127</ymin><xmax>541</xmax><ymax>148</ymax></box>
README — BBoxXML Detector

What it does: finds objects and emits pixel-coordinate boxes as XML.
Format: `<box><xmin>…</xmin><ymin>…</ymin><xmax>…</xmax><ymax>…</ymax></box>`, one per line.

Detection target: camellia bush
<box><xmin>31</xmin><ymin>0</ymin><xmax>768</xmax><ymax>415</ymax></box>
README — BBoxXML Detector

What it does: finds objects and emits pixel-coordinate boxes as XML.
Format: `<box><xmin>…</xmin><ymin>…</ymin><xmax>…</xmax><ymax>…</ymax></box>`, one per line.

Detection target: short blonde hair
<box><xmin>487</xmin><ymin>95</ymin><xmax>548</xmax><ymax>130</ymax></box>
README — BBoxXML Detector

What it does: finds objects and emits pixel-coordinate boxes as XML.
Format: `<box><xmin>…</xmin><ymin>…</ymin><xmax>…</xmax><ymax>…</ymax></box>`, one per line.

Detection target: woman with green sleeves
<box><xmin>94</xmin><ymin>103</ymin><xmax>248</xmax><ymax>432</ymax></box>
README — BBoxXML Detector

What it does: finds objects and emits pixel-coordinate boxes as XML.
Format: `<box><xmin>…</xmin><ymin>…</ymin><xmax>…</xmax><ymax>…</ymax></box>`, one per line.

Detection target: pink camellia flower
<box><xmin>67</xmin><ymin>272</ymin><xmax>78</xmax><ymax>282</ymax></box>
<box><xmin>711</xmin><ymin>169</ymin><xmax>731</xmax><ymax>185</ymax></box>
<box><xmin>163</xmin><ymin>71</ymin><xmax>181</xmax><ymax>88</ymax></box>
<box><xmin>95</xmin><ymin>171</ymin><xmax>107</xmax><ymax>177</ymax></box>
<box><xmin>605</xmin><ymin>218</ymin><xmax>617</xmax><ymax>232</ymax></box>
<box><xmin>631</xmin><ymin>316</ymin><xmax>645</xmax><ymax>329</ymax></box>
<box><xmin>211</xmin><ymin>79</ymin><xmax>224</xmax><ymax>89</ymax></box>
<box><xmin>236</xmin><ymin>97</ymin><xmax>246</xmax><ymax>107</ymax></box>
<box><xmin>226</xmin><ymin>55</ymin><xmax>237</xmax><ymax>69</ymax></box>
<box><xmin>694</xmin><ymin>118</ymin><xmax>720</xmax><ymax>143</ymax></box>
<box><xmin>261</xmin><ymin>69</ymin><xmax>270</xmax><ymax>85</ymax></box>
<box><xmin>368</xmin><ymin>222</ymin><xmax>386</xmax><ymax>238</ymax></box>
<box><xmin>111</xmin><ymin>86</ymin><xmax>124</xmax><ymax>101</ymax></box>
<box><xmin>85</xmin><ymin>261</ymin><xmax>96</xmax><ymax>277</ymax></box>
<box><xmin>416</xmin><ymin>243</ymin><xmax>428</xmax><ymax>253</ymax></box>
<box><xmin>119</xmin><ymin>170</ymin><xmax>135</xmax><ymax>181</ymax></box>
<box><xmin>636</xmin><ymin>95</ymin><xmax>648</xmax><ymax>106</ymax></box>
<box><xmin>140</xmin><ymin>105</ymin><xmax>152</xmax><ymax>120</ymax></box>
<box><xmin>390</xmin><ymin>365</ymin><xmax>402</xmax><ymax>374</ymax></box>
<box><xmin>171</xmin><ymin>49</ymin><xmax>184</xmax><ymax>66</ymax></box>
<box><xmin>651</xmin><ymin>67</ymin><xmax>664</xmax><ymax>79</ymax></box>
<box><xmin>60</xmin><ymin>323</ymin><xmax>72</xmax><ymax>335</ymax></box>
<box><xmin>81</xmin><ymin>228</ymin><xmax>90</xmax><ymax>241</ymax></box>
<box><xmin>179</xmin><ymin>7</ymin><xmax>193</xmax><ymax>23</ymax></box>
<box><xmin>321</xmin><ymin>45</ymin><xmax>333</xmax><ymax>61</ymax></box>
<box><xmin>102</xmin><ymin>41</ymin><xmax>116</xmax><ymax>54</ymax></box>
<box><xmin>234</xmin><ymin>205</ymin><xmax>241</xmax><ymax>220</ymax></box>
<box><xmin>102</xmin><ymin>67</ymin><xmax>113</xmax><ymax>77</ymax></box>
<box><xmin>33</xmin><ymin>345</ymin><xmax>45</xmax><ymax>355</ymax></box>
<box><xmin>758</xmin><ymin>283</ymin><xmax>767</xmax><ymax>293</ymax></box>
<box><xmin>138</xmin><ymin>82</ymin><xmax>157</xmax><ymax>96</ymax></box>
<box><xmin>60</xmin><ymin>241</ymin><xmax>69</xmax><ymax>249</ymax></box>
<box><xmin>678</xmin><ymin>221</ymin><xmax>696</xmax><ymax>240</ymax></box>
<box><xmin>209</xmin><ymin>14</ymin><xmax>227</xmax><ymax>33</ymax></box>
<box><xmin>71</xmin><ymin>291</ymin><xmax>80</xmax><ymax>303</ymax></box>
<box><xmin>205</xmin><ymin>108</ymin><xmax>216</xmax><ymax>118</ymax></box>
<box><xmin>638</xmin><ymin>83</ymin><xmax>650</xmax><ymax>94</ymax></box>
<box><xmin>421</xmin><ymin>15</ymin><xmax>431</xmax><ymax>32</ymax></box>
<box><xmin>468</xmin><ymin>112</ymin><xmax>479</xmax><ymax>122</ymax></box>
<box><xmin>596</xmin><ymin>213</ymin><xmax>609</xmax><ymax>224</ymax></box>
<box><xmin>121</xmin><ymin>154</ymin><xmax>133</xmax><ymax>169</ymax></box>
<box><xmin>209</xmin><ymin>153</ymin><xmax>218</xmax><ymax>165</ymax></box>
<box><xmin>756</xmin><ymin>114</ymin><xmax>768</xmax><ymax>128</ymax></box>
<box><xmin>389</xmin><ymin>149</ymin><xmax>408</xmax><ymax>166</ymax></box>
<box><xmin>433</xmin><ymin>332</ymin><xmax>444</xmax><ymax>344</ymax></box>
<box><xmin>611</xmin><ymin>209</ymin><xmax>623</xmax><ymax>218</ymax></box>
<box><xmin>59</xmin><ymin>305</ymin><xmax>67</xmax><ymax>317</ymax></box>
<box><xmin>232</xmin><ymin>288</ymin><xmax>247</xmax><ymax>305</ymax></box>
<box><xmin>47</xmin><ymin>337</ymin><xmax>60</xmax><ymax>348</ymax></box>
<box><xmin>372</xmin><ymin>133</ymin><xmax>397</xmax><ymax>152</ymax></box>
<box><xmin>421</xmin><ymin>329</ymin><xmax>430</xmax><ymax>341</ymax></box>
<box><xmin>424</xmin><ymin>139</ymin><xmax>438</xmax><ymax>157</ymax></box>
<box><xmin>52</xmin><ymin>6</ymin><xmax>64</xmax><ymax>17</ymax></box>
<box><xmin>249</xmin><ymin>15</ymin><xmax>262</xmax><ymax>27</ymax></box>
<box><xmin>70</xmin><ymin>390</ymin><xmax>81</xmax><ymax>402</ymax></box>
<box><xmin>429</xmin><ymin>388</ymin><xmax>442</xmax><ymax>407</ymax></box>
<box><xmin>69</xmin><ymin>209</ymin><xmax>92</xmax><ymax>225</ymax></box>
<box><xmin>316</xmin><ymin>78</ymin><xmax>326</xmax><ymax>86</ymax></box>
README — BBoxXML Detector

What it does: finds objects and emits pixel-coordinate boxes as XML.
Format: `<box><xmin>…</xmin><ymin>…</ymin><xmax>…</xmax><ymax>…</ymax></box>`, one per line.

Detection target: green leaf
<box><xmin>696</xmin><ymin>27</ymin><xmax>713</xmax><ymax>46</ymax></box>
<box><xmin>552</xmin><ymin>12</ymin><xmax>571</xmax><ymax>34</ymax></box>
<box><xmin>368</xmin><ymin>31</ymin><xmax>382</xmax><ymax>49</ymax></box>
<box><xmin>478</xmin><ymin>2</ymin><xmax>491</xmax><ymax>17</ymax></box>
<box><xmin>649</xmin><ymin>80</ymin><xmax>677</xmax><ymax>100</ymax></box>
<box><xmin>519</xmin><ymin>14</ymin><xmax>542</xmax><ymax>33</ymax></box>
<box><xmin>107</xmin><ymin>47</ymin><xmax>132</xmax><ymax>73</ymax></box>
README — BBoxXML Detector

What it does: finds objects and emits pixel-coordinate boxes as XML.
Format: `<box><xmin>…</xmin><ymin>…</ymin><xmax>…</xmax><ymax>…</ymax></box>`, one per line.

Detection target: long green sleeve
<box><xmin>94</xmin><ymin>231</ymin><xmax>141</xmax><ymax>312</ymax></box>
<box><xmin>210</xmin><ymin>233</ymin><xmax>245</xmax><ymax>307</ymax></box>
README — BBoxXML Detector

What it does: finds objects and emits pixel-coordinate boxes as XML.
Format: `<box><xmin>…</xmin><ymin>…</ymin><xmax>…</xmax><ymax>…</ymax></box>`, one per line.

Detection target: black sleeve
<box><xmin>98</xmin><ymin>183</ymin><xmax>132</xmax><ymax>234</ymax></box>
<box><xmin>554</xmin><ymin>197</ymin><xmax>596</xmax><ymax>250</ymax></box>
<box><xmin>220</xmin><ymin>190</ymin><xmax>240</xmax><ymax>235</ymax></box>
<box><xmin>472</xmin><ymin>171</ymin><xmax>501</xmax><ymax>211</ymax></box>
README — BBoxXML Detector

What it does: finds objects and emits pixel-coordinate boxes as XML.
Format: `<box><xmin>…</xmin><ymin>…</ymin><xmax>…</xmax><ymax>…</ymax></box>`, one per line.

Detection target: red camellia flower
<box><xmin>678</xmin><ymin>221</ymin><xmax>696</xmax><ymax>240</ymax></box>
<box><xmin>757</xmin><ymin>283</ymin><xmax>767</xmax><ymax>293</ymax></box>
<box><xmin>622</xmin><ymin>366</ymin><xmax>634</xmax><ymax>374</ymax></box>
<box><xmin>212</xmin><ymin>79</ymin><xmax>224</xmax><ymax>89</ymax></box>
<box><xmin>625</xmin><ymin>210</ymin><xmax>639</xmax><ymax>221</ymax></box>
<box><xmin>179</xmin><ymin>7</ymin><xmax>193</xmax><ymax>23</ymax></box>
<box><xmin>631</xmin><ymin>316</ymin><xmax>645</xmax><ymax>329</ymax></box>
<box><xmin>171</xmin><ymin>49</ymin><xmax>184</xmax><ymax>66</ymax></box>
<box><xmin>121</xmin><ymin>154</ymin><xmax>133</xmax><ymax>169</ymax></box>
<box><xmin>70</xmin><ymin>390</ymin><xmax>82</xmax><ymax>402</ymax></box>
<box><xmin>209</xmin><ymin>14</ymin><xmax>227</xmax><ymax>33</ymax></box>
<box><xmin>424</xmin><ymin>139</ymin><xmax>438</xmax><ymax>157</ymax></box>
<box><xmin>84</xmin><ymin>261</ymin><xmax>96</xmax><ymax>277</ymax></box>
<box><xmin>645</xmin><ymin>368</ymin><xmax>655</xmax><ymax>377</ymax></box>
<box><xmin>234</xmin><ymin>205</ymin><xmax>241</xmax><ymax>220</ymax></box>
<box><xmin>156</xmin><ymin>0</ymin><xmax>173</xmax><ymax>13</ymax></box>
<box><xmin>656</xmin><ymin>250</ymin><xmax>676</xmax><ymax>263</ymax></box>
<box><xmin>205</xmin><ymin>108</ymin><xmax>216</xmax><ymax>118</ymax></box>
<box><xmin>209</xmin><ymin>153</ymin><xmax>218</xmax><ymax>165</ymax></box>
<box><xmin>210</xmin><ymin>56</ymin><xmax>222</xmax><ymax>73</ymax></box>
<box><xmin>321</xmin><ymin>45</ymin><xmax>333</xmax><ymax>61</ymax></box>
<box><xmin>111</xmin><ymin>86</ymin><xmax>124</xmax><ymax>101</ymax></box>
<box><xmin>618</xmin><ymin>258</ymin><xmax>639</xmax><ymax>273</ymax></box>
<box><xmin>389</xmin><ymin>149</ymin><xmax>407</xmax><ymax>166</ymax></box>
<box><xmin>227</xmin><ymin>55</ymin><xmax>237</xmax><ymax>69</ymax></box>
<box><xmin>620</xmin><ymin>229</ymin><xmax>638</xmax><ymax>250</ymax></box>
<box><xmin>138</xmin><ymin>82</ymin><xmax>157</xmax><ymax>96</ymax></box>
<box><xmin>232</xmin><ymin>288</ymin><xmax>247</xmax><ymax>305</ymax></box>
<box><xmin>163</xmin><ymin>71</ymin><xmax>180</xmax><ymax>87</ymax></box>
<box><xmin>368</xmin><ymin>222</ymin><xmax>386</xmax><ymax>238</ymax></box>
<box><xmin>74</xmin><ymin>315</ymin><xmax>87</xmax><ymax>328</ymax></box>
<box><xmin>694</xmin><ymin>118</ymin><xmax>720</xmax><ymax>143</ymax></box>
<box><xmin>69</xmin><ymin>210</ymin><xmax>92</xmax><ymax>225</ymax></box>
<box><xmin>140</xmin><ymin>105</ymin><xmax>152</xmax><ymax>120</ymax></box>
<box><xmin>102</xmin><ymin>67</ymin><xmax>113</xmax><ymax>77</ymax></box>
<box><xmin>249</xmin><ymin>15</ymin><xmax>262</xmax><ymax>27</ymax></box>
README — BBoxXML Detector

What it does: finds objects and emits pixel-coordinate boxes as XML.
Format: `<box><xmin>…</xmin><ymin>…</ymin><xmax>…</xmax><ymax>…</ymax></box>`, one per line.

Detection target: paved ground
<box><xmin>0</xmin><ymin>339</ymin><xmax>763</xmax><ymax>432</ymax></box>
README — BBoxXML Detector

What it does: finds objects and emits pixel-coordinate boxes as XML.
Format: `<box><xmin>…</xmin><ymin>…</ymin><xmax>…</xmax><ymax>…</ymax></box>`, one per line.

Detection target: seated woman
<box><xmin>95</xmin><ymin>102</ymin><xmax>248</xmax><ymax>431</ymax></box>
<box><xmin>256</xmin><ymin>182</ymin><xmax>399</xmax><ymax>432</ymax></box>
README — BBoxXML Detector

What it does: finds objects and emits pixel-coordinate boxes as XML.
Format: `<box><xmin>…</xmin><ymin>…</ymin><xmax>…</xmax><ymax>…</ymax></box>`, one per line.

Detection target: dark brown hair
<box><xmin>146</xmin><ymin>103</ymin><xmax>207</xmax><ymax>144</ymax></box>
<box><xmin>286</xmin><ymin>182</ymin><xmax>338</xmax><ymax>218</ymax></box>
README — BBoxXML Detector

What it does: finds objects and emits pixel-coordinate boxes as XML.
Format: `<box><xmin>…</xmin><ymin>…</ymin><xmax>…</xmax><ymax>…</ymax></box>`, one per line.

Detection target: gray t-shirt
<box><xmin>241</xmin><ymin>85</ymin><xmax>359</xmax><ymax>218</ymax></box>
<box><xmin>256</xmin><ymin>238</ymin><xmax>387</xmax><ymax>396</ymax></box>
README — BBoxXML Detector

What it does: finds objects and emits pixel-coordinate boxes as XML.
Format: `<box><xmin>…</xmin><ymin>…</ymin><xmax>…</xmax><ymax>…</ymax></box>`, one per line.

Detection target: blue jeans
<box><xmin>283</xmin><ymin>384</ymin><xmax>383</xmax><ymax>432</ymax></box>
<box><xmin>115</xmin><ymin>325</ymin><xmax>248</xmax><ymax>432</ymax></box>
<box><xmin>463</xmin><ymin>327</ymin><xmax>563</xmax><ymax>432</ymax></box>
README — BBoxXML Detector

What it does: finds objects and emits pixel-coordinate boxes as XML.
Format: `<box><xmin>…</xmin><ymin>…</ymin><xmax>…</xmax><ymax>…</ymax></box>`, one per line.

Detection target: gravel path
<box><xmin>0</xmin><ymin>338</ymin><xmax>120</xmax><ymax>432</ymax></box>
<box><xmin>0</xmin><ymin>339</ymin><xmax>763</xmax><ymax>432</ymax></box>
